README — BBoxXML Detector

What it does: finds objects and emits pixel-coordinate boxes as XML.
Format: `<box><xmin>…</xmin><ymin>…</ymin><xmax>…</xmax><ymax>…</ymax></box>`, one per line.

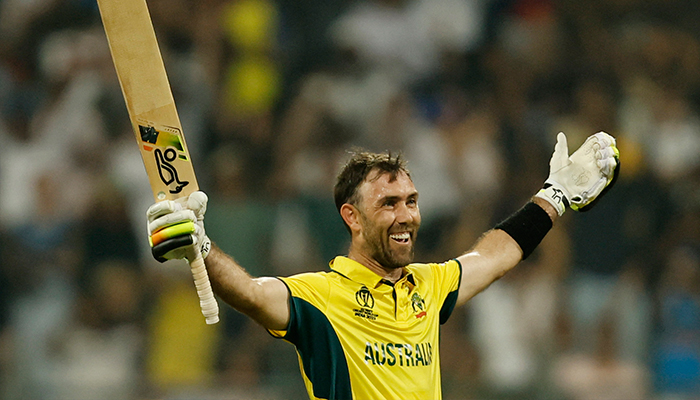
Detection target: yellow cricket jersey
<box><xmin>268</xmin><ymin>256</ymin><xmax>462</xmax><ymax>400</ymax></box>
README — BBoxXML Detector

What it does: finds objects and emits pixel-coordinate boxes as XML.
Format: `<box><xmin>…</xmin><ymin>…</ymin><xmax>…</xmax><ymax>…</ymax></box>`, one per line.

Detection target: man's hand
<box><xmin>146</xmin><ymin>191</ymin><xmax>211</xmax><ymax>262</ymax></box>
<box><xmin>536</xmin><ymin>132</ymin><xmax>620</xmax><ymax>216</ymax></box>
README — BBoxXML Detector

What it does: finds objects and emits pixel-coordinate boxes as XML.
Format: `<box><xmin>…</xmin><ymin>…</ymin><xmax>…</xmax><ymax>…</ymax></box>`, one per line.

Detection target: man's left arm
<box><xmin>455</xmin><ymin>131</ymin><xmax>619</xmax><ymax>306</ymax></box>
<box><xmin>455</xmin><ymin>198</ymin><xmax>556</xmax><ymax>306</ymax></box>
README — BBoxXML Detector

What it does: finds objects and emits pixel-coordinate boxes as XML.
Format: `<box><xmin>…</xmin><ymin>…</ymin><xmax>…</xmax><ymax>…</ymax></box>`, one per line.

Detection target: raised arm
<box><xmin>455</xmin><ymin>197</ymin><xmax>557</xmax><ymax>306</ymax></box>
<box><xmin>146</xmin><ymin>192</ymin><xmax>290</xmax><ymax>330</ymax></box>
<box><xmin>455</xmin><ymin>131</ymin><xmax>619</xmax><ymax>306</ymax></box>
<box><xmin>205</xmin><ymin>245</ymin><xmax>290</xmax><ymax>330</ymax></box>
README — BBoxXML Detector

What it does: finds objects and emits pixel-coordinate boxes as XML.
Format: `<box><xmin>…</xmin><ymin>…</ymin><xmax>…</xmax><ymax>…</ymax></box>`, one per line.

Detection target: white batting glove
<box><xmin>146</xmin><ymin>191</ymin><xmax>211</xmax><ymax>262</ymax></box>
<box><xmin>536</xmin><ymin>132</ymin><xmax>620</xmax><ymax>216</ymax></box>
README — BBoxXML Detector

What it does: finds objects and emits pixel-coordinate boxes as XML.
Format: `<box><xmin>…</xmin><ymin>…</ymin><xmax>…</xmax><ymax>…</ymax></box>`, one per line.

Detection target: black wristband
<box><xmin>494</xmin><ymin>202</ymin><xmax>553</xmax><ymax>259</ymax></box>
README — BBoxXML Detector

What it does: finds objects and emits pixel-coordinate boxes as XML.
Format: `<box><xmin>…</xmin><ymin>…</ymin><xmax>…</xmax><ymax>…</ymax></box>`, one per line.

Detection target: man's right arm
<box><xmin>146</xmin><ymin>192</ymin><xmax>290</xmax><ymax>331</ymax></box>
<box><xmin>204</xmin><ymin>244</ymin><xmax>290</xmax><ymax>330</ymax></box>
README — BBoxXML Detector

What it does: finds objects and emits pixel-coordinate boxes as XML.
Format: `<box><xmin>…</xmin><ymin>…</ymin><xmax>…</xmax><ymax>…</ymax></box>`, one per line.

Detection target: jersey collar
<box><xmin>329</xmin><ymin>256</ymin><xmax>415</xmax><ymax>289</ymax></box>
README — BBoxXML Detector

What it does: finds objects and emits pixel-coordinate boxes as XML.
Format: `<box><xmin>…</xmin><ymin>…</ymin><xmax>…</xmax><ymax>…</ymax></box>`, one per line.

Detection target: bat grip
<box><xmin>187</xmin><ymin>248</ymin><xmax>219</xmax><ymax>325</ymax></box>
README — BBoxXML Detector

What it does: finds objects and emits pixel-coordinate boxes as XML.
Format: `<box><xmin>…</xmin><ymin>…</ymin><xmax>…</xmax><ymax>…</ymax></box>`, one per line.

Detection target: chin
<box><xmin>388</xmin><ymin>252</ymin><xmax>414</xmax><ymax>269</ymax></box>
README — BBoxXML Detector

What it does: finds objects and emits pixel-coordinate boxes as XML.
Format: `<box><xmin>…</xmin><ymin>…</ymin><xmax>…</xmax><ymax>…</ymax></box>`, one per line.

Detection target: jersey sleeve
<box><xmin>267</xmin><ymin>272</ymin><xmax>331</xmax><ymax>339</ymax></box>
<box><xmin>430</xmin><ymin>259</ymin><xmax>462</xmax><ymax>324</ymax></box>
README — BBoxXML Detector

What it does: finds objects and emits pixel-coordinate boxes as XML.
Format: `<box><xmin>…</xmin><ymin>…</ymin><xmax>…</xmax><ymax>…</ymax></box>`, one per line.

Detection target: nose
<box><xmin>395</xmin><ymin>202</ymin><xmax>417</xmax><ymax>224</ymax></box>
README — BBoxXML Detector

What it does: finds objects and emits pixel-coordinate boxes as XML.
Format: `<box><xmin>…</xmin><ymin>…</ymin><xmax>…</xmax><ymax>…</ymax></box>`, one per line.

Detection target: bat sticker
<box><xmin>140</xmin><ymin>125</ymin><xmax>159</xmax><ymax>144</ymax></box>
<box><xmin>138</xmin><ymin>124</ymin><xmax>187</xmax><ymax>155</ymax></box>
<box><xmin>154</xmin><ymin>147</ymin><xmax>189</xmax><ymax>194</ymax></box>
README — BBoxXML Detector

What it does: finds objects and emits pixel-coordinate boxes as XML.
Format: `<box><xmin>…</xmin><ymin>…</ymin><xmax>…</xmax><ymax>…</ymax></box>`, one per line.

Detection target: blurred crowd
<box><xmin>1</xmin><ymin>0</ymin><xmax>699</xmax><ymax>399</ymax></box>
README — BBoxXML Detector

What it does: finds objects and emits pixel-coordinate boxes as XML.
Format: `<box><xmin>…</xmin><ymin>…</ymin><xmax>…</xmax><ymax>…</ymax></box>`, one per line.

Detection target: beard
<box><xmin>359</xmin><ymin>212</ymin><xmax>417</xmax><ymax>270</ymax></box>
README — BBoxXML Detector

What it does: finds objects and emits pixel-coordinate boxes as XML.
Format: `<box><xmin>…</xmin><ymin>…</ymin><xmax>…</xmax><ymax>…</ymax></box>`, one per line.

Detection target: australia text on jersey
<box><xmin>364</xmin><ymin>342</ymin><xmax>433</xmax><ymax>366</ymax></box>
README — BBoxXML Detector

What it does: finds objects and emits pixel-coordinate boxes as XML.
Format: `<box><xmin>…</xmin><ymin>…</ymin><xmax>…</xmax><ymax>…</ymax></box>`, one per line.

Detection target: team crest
<box><xmin>411</xmin><ymin>292</ymin><xmax>427</xmax><ymax>319</ymax></box>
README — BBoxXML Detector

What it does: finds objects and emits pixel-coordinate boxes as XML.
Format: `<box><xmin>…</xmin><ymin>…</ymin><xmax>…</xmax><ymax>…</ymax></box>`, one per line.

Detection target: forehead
<box><xmin>358</xmin><ymin>170</ymin><xmax>416</xmax><ymax>203</ymax></box>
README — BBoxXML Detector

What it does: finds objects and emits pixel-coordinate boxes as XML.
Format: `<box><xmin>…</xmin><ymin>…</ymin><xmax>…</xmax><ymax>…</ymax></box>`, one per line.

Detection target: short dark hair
<box><xmin>334</xmin><ymin>151</ymin><xmax>410</xmax><ymax>213</ymax></box>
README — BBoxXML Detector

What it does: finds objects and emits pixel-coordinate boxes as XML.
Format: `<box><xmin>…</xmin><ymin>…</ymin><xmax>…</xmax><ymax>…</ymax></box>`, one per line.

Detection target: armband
<box><xmin>494</xmin><ymin>202</ymin><xmax>553</xmax><ymax>259</ymax></box>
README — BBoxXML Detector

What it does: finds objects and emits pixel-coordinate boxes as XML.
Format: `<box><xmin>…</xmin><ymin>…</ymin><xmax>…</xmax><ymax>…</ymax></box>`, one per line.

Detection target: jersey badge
<box><xmin>354</xmin><ymin>286</ymin><xmax>379</xmax><ymax>321</ymax></box>
<box><xmin>411</xmin><ymin>292</ymin><xmax>427</xmax><ymax>319</ymax></box>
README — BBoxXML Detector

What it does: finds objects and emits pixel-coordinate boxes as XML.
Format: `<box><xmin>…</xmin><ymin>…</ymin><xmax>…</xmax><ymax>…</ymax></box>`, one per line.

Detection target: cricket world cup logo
<box><xmin>356</xmin><ymin>286</ymin><xmax>375</xmax><ymax>309</ymax></box>
<box><xmin>354</xmin><ymin>286</ymin><xmax>378</xmax><ymax>321</ymax></box>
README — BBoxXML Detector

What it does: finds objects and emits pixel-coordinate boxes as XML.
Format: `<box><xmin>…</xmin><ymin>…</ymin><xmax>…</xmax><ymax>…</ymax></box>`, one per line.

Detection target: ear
<box><xmin>340</xmin><ymin>203</ymin><xmax>361</xmax><ymax>233</ymax></box>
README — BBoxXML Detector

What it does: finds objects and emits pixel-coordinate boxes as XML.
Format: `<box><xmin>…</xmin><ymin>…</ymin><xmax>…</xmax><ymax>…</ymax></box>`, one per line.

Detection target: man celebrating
<box><xmin>147</xmin><ymin>132</ymin><xmax>619</xmax><ymax>400</ymax></box>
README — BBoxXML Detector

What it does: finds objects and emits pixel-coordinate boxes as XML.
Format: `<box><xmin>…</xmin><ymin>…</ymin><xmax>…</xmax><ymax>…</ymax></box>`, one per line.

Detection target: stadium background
<box><xmin>0</xmin><ymin>0</ymin><xmax>699</xmax><ymax>398</ymax></box>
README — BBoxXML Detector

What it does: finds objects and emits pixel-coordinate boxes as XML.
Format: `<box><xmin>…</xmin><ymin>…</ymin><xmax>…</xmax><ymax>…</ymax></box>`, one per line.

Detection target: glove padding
<box><xmin>146</xmin><ymin>191</ymin><xmax>211</xmax><ymax>263</ymax></box>
<box><xmin>536</xmin><ymin>132</ymin><xmax>620</xmax><ymax>216</ymax></box>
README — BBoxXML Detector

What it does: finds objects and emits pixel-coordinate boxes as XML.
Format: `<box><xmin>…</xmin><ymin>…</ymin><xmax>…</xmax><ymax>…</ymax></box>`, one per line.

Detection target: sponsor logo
<box><xmin>201</xmin><ymin>239</ymin><xmax>211</xmax><ymax>255</ymax></box>
<box><xmin>155</xmin><ymin>148</ymin><xmax>189</xmax><ymax>194</ymax></box>
<box><xmin>139</xmin><ymin>124</ymin><xmax>190</xmax><ymax>194</ymax></box>
<box><xmin>551</xmin><ymin>187</ymin><xmax>565</xmax><ymax>203</ymax></box>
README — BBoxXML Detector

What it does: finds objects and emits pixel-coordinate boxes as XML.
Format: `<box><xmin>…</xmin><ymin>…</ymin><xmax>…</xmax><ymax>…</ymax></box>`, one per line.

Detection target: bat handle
<box><xmin>187</xmin><ymin>248</ymin><xmax>219</xmax><ymax>325</ymax></box>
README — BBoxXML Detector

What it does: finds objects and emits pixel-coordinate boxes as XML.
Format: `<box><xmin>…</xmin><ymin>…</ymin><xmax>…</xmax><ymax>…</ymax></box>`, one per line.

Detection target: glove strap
<box><xmin>535</xmin><ymin>183</ymin><xmax>570</xmax><ymax>216</ymax></box>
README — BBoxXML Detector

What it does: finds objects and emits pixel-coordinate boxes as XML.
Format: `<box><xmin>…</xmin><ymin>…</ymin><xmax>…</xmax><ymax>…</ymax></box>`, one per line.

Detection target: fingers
<box><xmin>595</xmin><ymin>146</ymin><xmax>618</xmax><ymax>177</ymax></box>
<box><xmin>147</xmin><ymin>191</ymin><xmax>207</xmax><ymax>222</ymax></box>
<box><xmin>590</xmin><ymin>132</ymin><xmax>618</xmax><ymax>178</ymax></box>
<box><xmin>147</xmin><ymin>191</ymin><xmax>207</xmax><ymax>233</ymax></box>
<box><xmin>146</xmin><ymin>200</ymin><xmax>181</xmax><ymax>222</ymax></box>
<box><xmin>597</xmin><ymin>145</ymin><xmax>616</xmax><ymax>160</ymax></box>
<box><xmin>152</xmin><ymin>235</ymin><xmax>194</xmax><ymax>263</ymax></box>
<box><xmin>148</xmin><ymin>209</ymin><xmax>197</xmax><ymax>235</ymax></box>
<box><xmin>591</xmin><ymin>131</ymin><xmax>616</xmax><ymax>148</ymax></box>
<box><xmin>570</xmin><ymin>131</ymin><xmax>618</xmax><ymax>176</ymax></box>
<box><xmin>150</xmin><ymin>221</ymin><xmax>196</xmax><ymax>246</ymax></box>
<box><xmin>597</xmin><ymin>157</ymin><xmax>617</xmax><ymax>178</ymax></box>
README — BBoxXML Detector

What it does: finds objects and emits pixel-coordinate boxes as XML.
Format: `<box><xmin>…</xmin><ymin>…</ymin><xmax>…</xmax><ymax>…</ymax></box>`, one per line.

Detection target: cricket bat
<box><xmin>97</xmin><ymin>0</ymin><xmax>219</xmax><ymax>324</ymax></box>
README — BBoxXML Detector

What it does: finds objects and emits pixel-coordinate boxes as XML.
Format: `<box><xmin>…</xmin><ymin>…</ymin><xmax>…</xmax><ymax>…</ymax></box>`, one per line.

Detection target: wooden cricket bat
<box><xmin>97</xmin><ymin>0</ymin><xmax>219</xmax><ymax>324</ymax></box>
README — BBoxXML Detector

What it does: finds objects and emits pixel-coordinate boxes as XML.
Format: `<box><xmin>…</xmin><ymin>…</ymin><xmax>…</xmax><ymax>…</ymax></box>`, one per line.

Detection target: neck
<box><xmin>347</xmin><ymin>247</ymin><xmax>404</xmax><ymax>284</ymax></box>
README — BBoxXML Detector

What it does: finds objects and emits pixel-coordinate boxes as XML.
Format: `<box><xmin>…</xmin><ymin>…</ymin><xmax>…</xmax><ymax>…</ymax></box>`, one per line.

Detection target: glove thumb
<box><xmin>187</xmin><ymin>191</ymin><xmax>208</xmax><ymax>221</ymax></box>
<box><xmin>550</xmin><ymin>132</ymin><xmax>570</xmax><ymax>173</ymax></box>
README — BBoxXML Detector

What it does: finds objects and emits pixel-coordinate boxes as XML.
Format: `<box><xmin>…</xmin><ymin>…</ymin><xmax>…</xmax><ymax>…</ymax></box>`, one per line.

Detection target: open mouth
<box><xmin>389</xmin><ymin>232</ymin><xmax>411</xmax><ymax>244</ymax></box>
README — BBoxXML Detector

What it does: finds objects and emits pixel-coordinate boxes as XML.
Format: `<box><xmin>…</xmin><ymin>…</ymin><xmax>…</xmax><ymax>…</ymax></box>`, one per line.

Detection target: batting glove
<box><xmin>146</xmin><ymin>191</ymin><xmax>211</xmax><ymax>263</ymax></box>
<box><xmin>535</xmin><ymin>132</ymin><xmax>620</xmax><ymax>216</ymax></box>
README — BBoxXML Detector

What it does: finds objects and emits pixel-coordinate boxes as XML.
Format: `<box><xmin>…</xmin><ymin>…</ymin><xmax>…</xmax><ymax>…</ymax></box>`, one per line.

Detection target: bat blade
<box><xmin>98</xmin><ymin>0</ymin><xmax>219</xmax><ymax>324</ymax></box>
<box><xmin>97</xmin><ymin>0</ymin><xmax>197</xmax><ymax>201</ymax></box>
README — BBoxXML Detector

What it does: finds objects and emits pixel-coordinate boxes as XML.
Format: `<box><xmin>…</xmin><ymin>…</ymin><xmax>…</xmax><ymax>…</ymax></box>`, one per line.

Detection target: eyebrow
<box><xmin>376</xmin><ymin>192</ymin><xmax>418</xmax><ymax>205</ymax></box>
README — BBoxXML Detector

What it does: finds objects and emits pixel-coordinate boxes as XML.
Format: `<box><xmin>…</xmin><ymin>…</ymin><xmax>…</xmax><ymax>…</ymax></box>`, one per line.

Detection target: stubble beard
<box><xmin>360</xmin><ymin>213</ymin><xmax>416</xmax><ymax>270</ymax></box>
